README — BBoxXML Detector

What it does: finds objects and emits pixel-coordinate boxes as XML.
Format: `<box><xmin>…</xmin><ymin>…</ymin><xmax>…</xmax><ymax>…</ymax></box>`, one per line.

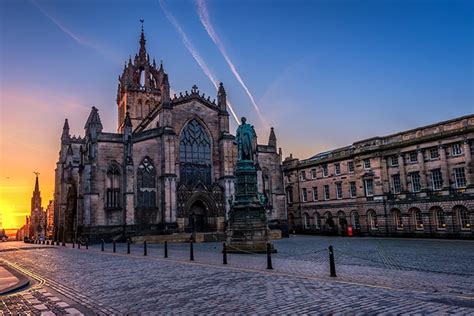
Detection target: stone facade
<box><xmin>53</xmin><ymin>28</ymin><xmax>286</xmax><ymax>242</ymax></box>
<box><xmin>283</xmin><ymin>115</ymin><xmax>474</xmax><ymax>239</ymax></box>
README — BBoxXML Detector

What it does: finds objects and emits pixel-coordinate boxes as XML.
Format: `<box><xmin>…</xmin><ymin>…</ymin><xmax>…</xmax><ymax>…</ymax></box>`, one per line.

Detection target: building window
<box><xmin>324</xmin><ymin>185</ymin><xmax>330</xmax><ymax>200</ymax></box>
<box><xmin>456</xmin><ymin>206</ymin><xmax>470</xmax><ymax>230</ymax></box>
<box><xmin>389</xmin><ymin>156</ymin><xmax>399</xmax><ymax>167</ymax></box>
<box><xmin>435</xmin><ymin>209</ymin><xmax>446</xmax><ymax>230</ymax></box>
<box><xmin>287</xmin><ymin>188</ymin><xmax>293</xmax><ymax>203</ymax></box>
<box><xmin>302</xmin><ymin>188</ymin><xmax>308</xmax><ymax>202</ymax></box>
<box><xmin>351</xmin><ymin>211</ymin><xmax>360</xmax><ymax>229</ymax></box>
<box><xmin>409</xmin><ymin>172</ymin><xmax>421</xmax><ymax>192</ymax></box>
<box><xmin>303</xmin><ymin>213</ymin><xmax>310</xmax><ymax>229</ymax></box>
<box><xmin>363</xmin><ymin>159</ymin><xmax>371</xmax><ymax>170</ymax></box>
<box><xmin>349</xmin><ymin>181</ymin><xmax>357</xmax><ymax>198</ymax></box>
<box><xmin>392</xmin><ymin>209</ymin><xmax>403</xmax><ymax>230</ymax></box>
<box><xmin>429</xmin><ymin>147</ymin><xmax>439</xmax><ymax>160</ymax></box>
<box><xmin>179</xmin><ymin>119</ymin><xmax>212</xmax><ymax>186</ymax></box>
<box><xmin>311</xmin><ymin>168</ymin><xmax>317</xmax><ymax>179</ymax></box>
<box><xmin>431</xmin><ymin>169</ymin><xmax>443</xmax><ymax>191</ymax></box>
<box><xmin>391</xmin><ymin>174</ymin><xmax>401</xmax><ymax>194</ymax></box>
<box><xmin>364</xmin><ymin>179</ymin><xmax>374</xmax><ymax>197</ymax></box>
<box><xmin>106</xmin><ymin>162</ymin><xmax>121</xmax><ymax>209</ymax></box>
<box><xmin>314</xmin><ymin>212</ymin><xmax>321</xmax><ymax>229</ymax></box>
<box><xmin>451</xmin><ymin>143</ymin><xmax>462</xmax><ymax>156</ymax></box>
<box><xmin>322</xmin><ymin>164</ymin><xmax>328</xmax><ymax>177</ymax></box>
<box><xmin>454</xmin><ymin>168</ymin><xmax>466</xmax><ymax>188</ymax></box>
<box><xmin>335</xmin><ymin>163</ymin><xmax>341</xmax><ymax>175</ymax></box>
<box><xmin>336</xmin><ymin>182</ymin><xmax>342</xmax><ymax>199</ymax></box>
<box><xmin>312</xmin><ymin>187</ymin><xmax>318</xmax><ymax>201</ymax></box>
<box><xmin>137</xmin><ymin>157</ymin><xmax>156</xmax><ymax>209</ymax></box>
<box><xmin>409</xmin><ymin>151</ymin><xmax>418</xmax><ymax>163</ymax></box>
<box><xmin>412</xmin><ymin>209</ymin><xmax>423</xmax><ymax>230</ymax></box>
<box><xmin>367</xmin><ymin>210</ymin><xmax>378</xmax><ymax>230</ymax></box>
<box><xmin>300</xmin><ymin>171</ymin><xmax>306</xmax><ymax>181</ymax></box>
<box><xmin>348</xmin><ymin>161</ymin><xmax>355</xmax><ymax>173</ymax></box>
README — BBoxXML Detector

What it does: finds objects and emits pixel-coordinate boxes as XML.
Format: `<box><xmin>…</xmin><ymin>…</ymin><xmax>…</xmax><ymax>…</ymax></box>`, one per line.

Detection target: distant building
<box><xmin>46</xmin><ymin>200</ymin><xmax>54</xmax><ymax>238</ymax></box>
<box><xmin>29</xmin><ymin>174</ymin><xmax>47</xmax><ymax>239</ymax></box>
<box><xmin>283</xmin><ymin>115</ymin><xmax>473</xmax><ymax>239</ymax></box>
<box><xmin>53</xmin><ymin>26</ymin><xmax>286</xmax><ymax>242</ymax></box>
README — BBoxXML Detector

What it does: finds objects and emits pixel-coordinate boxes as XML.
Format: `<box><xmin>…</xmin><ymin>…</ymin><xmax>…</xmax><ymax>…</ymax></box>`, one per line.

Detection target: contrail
<box><xmin>195</xmin><ymin>0</ymin><xmax>268</xmax><ymax>128</ymax></box>
<box><xmin>31</xmin><ymin>0</ymin><xmax>121</xmax><ymax>65</ymax></box>
<box><xmin>159</xmin><ymin>0</ymin><xmax>240</xmax><ymax>124</ymax></box>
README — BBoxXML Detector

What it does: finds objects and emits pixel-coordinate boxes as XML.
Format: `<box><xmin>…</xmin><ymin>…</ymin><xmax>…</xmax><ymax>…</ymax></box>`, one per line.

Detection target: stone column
<box><xmin>439</xmin><ymin>145</ymin><xmax>450</xmax><ymax>188</ymax></box>
<box><xmin>398</xmin><ymin>153</ymin><xmax>407</xmax><ymax>192</ymax></box>
<box><xmin>464</xmin><ymin>140</ymin><xmax>473</xmax><ymax>187</ymax></box>
<box><xmin>417</xmin><ymin>149</ymin><xmax>427</xmax><ymax>190</ymax></box>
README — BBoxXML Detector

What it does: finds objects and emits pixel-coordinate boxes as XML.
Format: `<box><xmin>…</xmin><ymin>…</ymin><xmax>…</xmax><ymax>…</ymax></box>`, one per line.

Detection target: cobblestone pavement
<box><xmin>1</xmin><ymin>237</ymin><xmax>473</xmax><ymax>314</ymax></box>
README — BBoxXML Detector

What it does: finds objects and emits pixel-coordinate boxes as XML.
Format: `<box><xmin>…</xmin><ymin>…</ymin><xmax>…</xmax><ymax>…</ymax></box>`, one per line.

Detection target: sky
<box><xmin>0</xmin><ymin>0</ymin><xmax>472</xmax><ymax>228</ymax></box>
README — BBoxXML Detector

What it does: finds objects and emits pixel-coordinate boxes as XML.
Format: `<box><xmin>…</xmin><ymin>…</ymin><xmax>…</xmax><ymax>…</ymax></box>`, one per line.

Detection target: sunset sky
<box><xmin>0</xmin><ymin>0</ymin><xmax>472</xmax><ymax>228</ymax></box>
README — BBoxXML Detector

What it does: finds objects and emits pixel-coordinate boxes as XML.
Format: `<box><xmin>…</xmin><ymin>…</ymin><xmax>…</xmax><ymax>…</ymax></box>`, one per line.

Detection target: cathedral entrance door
<box><xmin>189</xmin><ymin>200</ymin><xmax>207</xmax><ymax>232</ymax></box>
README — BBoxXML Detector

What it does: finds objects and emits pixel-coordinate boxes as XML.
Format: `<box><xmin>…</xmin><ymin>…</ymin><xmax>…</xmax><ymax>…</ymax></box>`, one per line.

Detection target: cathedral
<box><xmin>53</xmin><ymin>27</ymin><xmax>286</xmax><ymax>242</ymax></box>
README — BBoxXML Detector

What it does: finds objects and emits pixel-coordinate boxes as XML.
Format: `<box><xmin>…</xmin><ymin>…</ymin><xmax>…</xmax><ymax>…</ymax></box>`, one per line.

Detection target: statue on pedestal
<box><xmin>227</xmin><ymin>117</ymin><xmax>275</xmax><ymax>253</ymax></box>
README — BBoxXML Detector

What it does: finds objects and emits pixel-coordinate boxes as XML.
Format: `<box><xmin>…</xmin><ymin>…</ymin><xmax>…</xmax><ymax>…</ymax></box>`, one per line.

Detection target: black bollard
<box><xmin>72</xmin><ymin>240</ymin><xmax>75</xmax><ymax>248</ymax></box>
<box><xmin>127</xmin><ymin>239</ymin><xmax>130</xmax><ymax>254</ymax></box>
<box><xmin>144</xmin><ymin>240</ymin><xmax>147</xmax><ymax>256</ymax></box>
<box><xmin>86</xmin><ymin>241</ymin><xmax>88</xmax><ymax>250</ymax></box>
<box><xmin>113</xmin><ymin>241</ymin><xmax>116</xmax><ymax>253</ymax></box>
<box><xmin>223</xmin><ymin>242</ymin><xmax>228</xmax><ymax>265</ymax></box>
<box><xmin>78</xmin><ymin>241</ymin><xmax>81</xmax><ymax>249</ymax></box>
<box><xmin>62</xmin><ymin>239</ymin><xmax>65</xmax><ymax>247</ymax></box>
<box><xmin>329</xmin><ymin>245</ymin><xmax>337</xmax><ymax>277</ymax></box>
<box><xmin>164</xmin><ymin>241</ymin><xmax>168</xmax><ymax>258</ymax></box>
<box><xmin>56</xmin><ymin>240</ymin><xmax>60</xmax><ymax>246</ymax></box>
<box><xmin>190</xmin><ymin>240</ymin><xmax>194</xmax><ymax>261</ymax></box>
<box><xmin>267</xmin><ymin>242</ymin><xmax>273</xmax><ymax>270</ymax></box>
<box><xmin>101</xmin><ymin>239</ymin><xmax>105</xmax><ymax>252</ymax></box>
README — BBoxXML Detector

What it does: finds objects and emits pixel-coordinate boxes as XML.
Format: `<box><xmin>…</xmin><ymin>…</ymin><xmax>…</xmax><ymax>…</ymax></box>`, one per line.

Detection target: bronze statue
<box><xmin>236</xmin><ymin>117</ymin><xmax>256</xmax><ymax>161</ymax></box>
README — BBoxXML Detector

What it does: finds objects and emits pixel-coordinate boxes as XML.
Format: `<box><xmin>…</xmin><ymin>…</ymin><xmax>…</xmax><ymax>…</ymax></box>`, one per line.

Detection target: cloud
<box><xmin>30</xmin><ymin>0</ymin><xmax>121</xmax><ymax>65</ymax></box>
<box><xmin>195</xmin><ymin>0</ymin><xmax>268</xmax><ymax>129</ymax></box>
<box><xmin>158</xmin><ymin>0</ymin><xmax>240</xmax><ymax>124</ymax></box>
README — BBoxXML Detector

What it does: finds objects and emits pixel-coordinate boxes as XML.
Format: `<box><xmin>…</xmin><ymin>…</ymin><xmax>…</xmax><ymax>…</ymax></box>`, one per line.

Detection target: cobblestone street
<box><xmin>1</xmin><ymin>236</ymin><xmax>473</xmax><ymax>314</ymax></box>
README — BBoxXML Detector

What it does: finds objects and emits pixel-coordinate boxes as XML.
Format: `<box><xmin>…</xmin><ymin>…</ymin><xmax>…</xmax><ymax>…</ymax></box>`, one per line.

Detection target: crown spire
<box><xmin>139</xmin><ymin>19</ymin><xmax>146</xmax><ymax>57</ymax></box>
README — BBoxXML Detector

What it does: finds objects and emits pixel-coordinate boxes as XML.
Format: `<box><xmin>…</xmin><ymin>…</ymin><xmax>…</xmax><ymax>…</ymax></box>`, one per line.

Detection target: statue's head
<box><xmin>241</xmin><ymin>117</ymin><xmax>247</xmax><ymax>124</ymax></box>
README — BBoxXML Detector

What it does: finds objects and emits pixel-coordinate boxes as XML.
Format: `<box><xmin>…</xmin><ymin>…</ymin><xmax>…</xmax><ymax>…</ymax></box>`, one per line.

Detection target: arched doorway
<box><xmin>189</xmin><ymin>200</ymin><xmax>207</xmax><ymax>232</ymax></box>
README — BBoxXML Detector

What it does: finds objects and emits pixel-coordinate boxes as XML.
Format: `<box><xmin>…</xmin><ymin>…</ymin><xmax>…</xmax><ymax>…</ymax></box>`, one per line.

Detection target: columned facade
<box><xmin>284</xmin><ymin>115</ymin><xmax>474</xmax><ymax>239</ymax></box>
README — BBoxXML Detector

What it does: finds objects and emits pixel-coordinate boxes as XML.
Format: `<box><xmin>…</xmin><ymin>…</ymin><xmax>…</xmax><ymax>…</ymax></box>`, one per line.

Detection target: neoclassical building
<box><xmin>283</xmin><ymin>115</ymin><xmax>474</xmax><ymax>239</ymax></box>
<box><xmin>53</xmin><ymin>28</ymin><xmax>286</xmax><ymax>242</ymax></box>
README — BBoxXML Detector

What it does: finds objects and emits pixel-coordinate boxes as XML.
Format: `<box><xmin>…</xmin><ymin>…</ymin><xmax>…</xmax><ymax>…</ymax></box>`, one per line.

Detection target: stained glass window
<box><xmin>137</xmin><ymin>157</ymin><xmax>156</xmax><ymax>208</ymax></box>
<box><xmin>179</xmin><ymin>119</ymin><xmax>212</xmax><ymax>185</ymax></box>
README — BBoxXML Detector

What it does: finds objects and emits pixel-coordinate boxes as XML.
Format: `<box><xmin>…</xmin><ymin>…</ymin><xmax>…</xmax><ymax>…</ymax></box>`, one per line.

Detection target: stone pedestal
<box><xmin>227</xmin><ymin>160</ymin><xmax>275</xmax><ymax>253</ymax></box>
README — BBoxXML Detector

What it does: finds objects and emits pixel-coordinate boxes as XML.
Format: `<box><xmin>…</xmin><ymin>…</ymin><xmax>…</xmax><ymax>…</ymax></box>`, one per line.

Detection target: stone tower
<box><xmin>116</xmin><ymin>23</ymin><xmax>170</xmax><ymax>132</ymax></box>
<box><xmin>31</xmin><ymin>174</ymin><xmax>42</xmax><ymax>213</ymax></box>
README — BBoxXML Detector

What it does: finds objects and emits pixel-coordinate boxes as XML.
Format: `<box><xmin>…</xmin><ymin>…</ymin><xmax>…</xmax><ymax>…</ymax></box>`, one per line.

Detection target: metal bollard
<box><xmin>72</xmin><ymin>240</ymin><xmax>75</xmax><ymax>248</ymax></box>
<box><xmin>190</xmin><ymin>240</ymin><xmax>194</xmax><ymax>261</ymax></box>
<box><xmin>127</xmin><ymin>239</ymin><xmax>130</xmax><ymax>254</ymax></box>
<box><xmin>223</xmin><ymin>242</ymin><xmax>228</xmax><ymax>265</ymax></box>
<box><xmin>56</xmin><ymin>240</ymin><xmax>60</xmax><ymax>246</ymax></box>
<box><xmin>164</xmin><ymin>241</ymin><xmax>168</xmax><ymax>258</ymax></box>
<box><xmin>329</xmin><ymin>245</ymin><xmax>337</xmax><ymax>277</ymax></box>
<box><xmin>113</xmin><ymin>241</ymin><xmax>116</xmax><ymax>253</ymax></box>
<box><xmin>78</xmin><ymin>241</ymin><xmax>81</xmax><ymax>249</ymax></box>
<box><xmin>144</xmin><ymin>240</ymin><xmax>147</xmax><ymax>256</ymax></box>
<box><xmin>62</xmin><ymin>239</ymin><xmax>65</xmax><ymax>247</ymax></box>
<box><xmin>101</xmin><ymin>239</ymin><xmax>105</xmax><ymax>252</ymax></box>
<box><xmin>86</xmin><ymin>241</ymin><xmax>88</xmax><ymax>250</ymax></box>
<box><xmin>267</xmin><ymin>242</ymin><xmax>273</xmax><ymax>270</ymax></box>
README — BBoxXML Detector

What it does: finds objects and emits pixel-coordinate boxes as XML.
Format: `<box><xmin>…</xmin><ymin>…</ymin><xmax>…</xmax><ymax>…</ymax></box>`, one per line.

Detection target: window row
<box><xmin>299</xmin><ymin>206</ymin><xmax>471</xmax><ymax>231</ymax></box>
<box><xmin>387</xmin><ymin>142</ymin><xmax>466</xmax><ymax>168</ymax></box>
<box><xmin>298</xmin><ymin>159</ymin><xmax>369</xmax><ymax>181</ymax></box>
<box><xmin>297</xmin><ymin>179</ymin><xmax>374</xmax><ymax>202</ymax></box>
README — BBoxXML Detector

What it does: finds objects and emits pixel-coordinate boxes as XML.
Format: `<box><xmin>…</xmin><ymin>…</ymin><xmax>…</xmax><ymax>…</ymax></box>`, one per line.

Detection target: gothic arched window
<box><xmin>137</xmin><ymin>157</ymin><xmax>156</xmax><ymax>209</ymax></box>
<box><xmin>106</xmin><ymin>162</ymin><xmax>121</xmax><ymax>209</ymax></box>
<box><xmin>179</xmin><ymin>119</ymin><xmax>212</xmax><ymax>185</ymax></box>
